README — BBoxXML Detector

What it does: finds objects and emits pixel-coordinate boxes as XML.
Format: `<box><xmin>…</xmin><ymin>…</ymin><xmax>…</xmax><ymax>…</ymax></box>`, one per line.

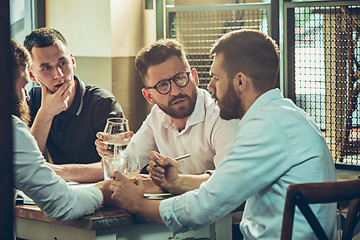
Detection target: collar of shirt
<box><xmin>66</xmin><ymin>76</ymin><xmax>86</xmax><ymax>116</ymax></box>
<box><xmin>239</xmin><ymin>88</ymin><xmax>282</xmax><ymax>129</ymax></box>
<box><xmin>161</xmin><ymin>88</ymin><xmax>206</xmax><ymax>135</ymax></box>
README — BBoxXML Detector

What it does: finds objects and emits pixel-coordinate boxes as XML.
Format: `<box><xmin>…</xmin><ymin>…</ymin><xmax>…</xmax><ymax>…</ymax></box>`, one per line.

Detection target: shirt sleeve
<box><xmin>158</xmin><ymin>115</ymin><xmax>289</xmax><ymax>233</ymax></box>
<box><xmin>12</xmin><ymin>116</ymin><xmax>103</xmax><ymax>222</ymax></box>
<box><xmin>130</xmin><ymin>115</ymin><xmax>159</xmax><ymax>169</ymax></box>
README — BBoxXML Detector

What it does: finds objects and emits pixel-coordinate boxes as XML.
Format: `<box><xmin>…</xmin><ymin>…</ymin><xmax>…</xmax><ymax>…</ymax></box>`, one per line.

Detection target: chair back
<box><xmin>281</xmin><ymin>179</ymin><xmax>360</xmax><ymax>240</ymax></box>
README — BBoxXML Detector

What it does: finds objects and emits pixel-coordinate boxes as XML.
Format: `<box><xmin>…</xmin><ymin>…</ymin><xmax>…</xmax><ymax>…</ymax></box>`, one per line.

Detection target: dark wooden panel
<box><xmin>0</xmin><ymin>1</ymin><xmax>14</xmax><ymax>239</ymax></box>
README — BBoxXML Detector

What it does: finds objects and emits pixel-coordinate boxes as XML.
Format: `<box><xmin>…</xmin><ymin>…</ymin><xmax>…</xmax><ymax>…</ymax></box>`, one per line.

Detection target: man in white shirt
<box><xmin>10</xmin><ymin>39</ymin><xmax>112</xmax><ymax>222</ymax></box>
<box><xmin>96</xmin><ymin>39</ymin><xmax>239</xmax><ymax>190</ymax></box>
<box><xmin>107</xmin><ymin>30</ymin><xmax>337</xmax><ymax>239</ymax></box>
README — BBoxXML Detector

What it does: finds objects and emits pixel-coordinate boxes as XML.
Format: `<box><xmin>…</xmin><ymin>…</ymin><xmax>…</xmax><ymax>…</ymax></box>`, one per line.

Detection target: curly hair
<box><xmin>10</xmin><ymin>40</ymin><xmax>31</xmax><ymax>81</ymax></box>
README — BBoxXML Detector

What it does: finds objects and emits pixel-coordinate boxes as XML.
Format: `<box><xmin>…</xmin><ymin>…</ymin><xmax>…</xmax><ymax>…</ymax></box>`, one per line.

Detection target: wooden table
<box><xmin>15</xmin><ymin>204</ymin><xmax>232</xmax><ymax>240</ymax></box>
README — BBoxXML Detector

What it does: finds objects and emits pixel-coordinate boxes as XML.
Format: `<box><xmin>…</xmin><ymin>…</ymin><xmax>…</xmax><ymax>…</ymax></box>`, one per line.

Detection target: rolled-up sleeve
<box><xmin>159</xmin><ymin>197</ymin><xmax>189</xmax><ymax>234</ymax></box>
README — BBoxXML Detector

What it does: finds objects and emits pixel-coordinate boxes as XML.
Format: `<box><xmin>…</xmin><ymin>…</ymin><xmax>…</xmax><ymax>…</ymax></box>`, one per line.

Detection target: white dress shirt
<box><xmin>131</xmin><ymin>88</ymin><xmax>239</xmax><ymax>174</ymax></box>
<box><xmin>159</xmin><ymin>89</ymin><xmax>337</xmax><ymax>240</ymax></box>
<box><xmin>13</xmin><ymin>115</ymin><xmax>103</xmax><ymax>222</ymax></box>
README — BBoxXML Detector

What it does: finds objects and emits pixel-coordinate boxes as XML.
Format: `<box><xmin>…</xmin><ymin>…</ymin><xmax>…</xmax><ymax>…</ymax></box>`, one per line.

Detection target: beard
<box><xmin>212</xmin><ymin>84</ymin><xmax>242</xmax><ymax>120</ymax></box>
<box><xmin>156</xmin><ymin>86</ymin><xmax>197</xmax><ymax>119</ymax></box>
<box><xmin>15</xmin><ymin>100</ymin><xmax>31</xmax><ymax>126</ymax></box>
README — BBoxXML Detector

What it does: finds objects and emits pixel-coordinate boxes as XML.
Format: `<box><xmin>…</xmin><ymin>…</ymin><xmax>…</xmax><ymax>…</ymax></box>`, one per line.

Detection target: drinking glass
<box><xmin>104</xmin><ymin>142</ymin><xmax>140</xmax><ymax>182</ymax></box>
<box><xmin>102</xmin><ymin>117</ymin><xmax>130</xmax><ymax>180</ymax></box>
<box><xmin>102</xmin><ymin>117</ymin><xmax>130</xmax><ymax>151</ymax></box>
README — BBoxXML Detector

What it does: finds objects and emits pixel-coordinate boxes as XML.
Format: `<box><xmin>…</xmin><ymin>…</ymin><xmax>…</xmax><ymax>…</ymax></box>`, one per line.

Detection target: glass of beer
<box><xmin>112</xmin><ymin>141</ymin><xmax>140</xmax><ymax>182</ymax></box>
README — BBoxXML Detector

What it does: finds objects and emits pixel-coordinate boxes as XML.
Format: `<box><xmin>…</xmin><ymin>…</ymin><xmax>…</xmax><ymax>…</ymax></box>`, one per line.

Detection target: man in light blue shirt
<box><xmin>108</xmin><ymin>29</ymin><xmax>337</xmax><ymax>239</ymax></box>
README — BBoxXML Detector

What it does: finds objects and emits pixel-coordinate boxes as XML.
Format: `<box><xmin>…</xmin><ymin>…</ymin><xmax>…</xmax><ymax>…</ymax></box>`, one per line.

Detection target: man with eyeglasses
<box><xmin>96</xmin><ymin>39</ymin><xmax>239</xmax><ymax>192</ymax></box>
<box><xmin>108</xmin><ymin>30</ymin><xmax>337</xmax><ymax>240</ymax></box>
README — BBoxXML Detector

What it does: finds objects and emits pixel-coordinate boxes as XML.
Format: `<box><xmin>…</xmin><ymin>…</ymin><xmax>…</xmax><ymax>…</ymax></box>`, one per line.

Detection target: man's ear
<box><xmin>71</xmin><ymin>53</ymin><xmax>76</xmax><ymax>70</ymax></box>
<box><xmin>28</xmin><ymin>69</ymin><xmax>37</xmax><ymax>83</ymax></box>
<box><xmin>233</xmin><ymin>72</ymin><xmax>247</xmax><ymax>94</ymax></box>
<box><xmin>142</xmin><ymin>88</ymin><xmax>155</xmax><ymax>104</ymax></box>
<box><xmin>191</xmin><ymin>68</ymin><xmax>199</xmax><ymax>86</ymax></box>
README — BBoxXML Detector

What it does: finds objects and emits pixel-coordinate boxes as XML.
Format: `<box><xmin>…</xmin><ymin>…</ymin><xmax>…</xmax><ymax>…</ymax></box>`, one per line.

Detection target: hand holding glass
<box><xmin>103</xmin><ymin>142</ymin><xmax>140</xmax><ymax>182</ymax></box>
<box><xmin>102</xmin><ymin>118</ymin><xmax>130</xmax><ymax>151</ymax></box>
<box><xmin>102</xmin><ymin>117</ymin><xmax>130</xmax><ymax>180</ymax></box>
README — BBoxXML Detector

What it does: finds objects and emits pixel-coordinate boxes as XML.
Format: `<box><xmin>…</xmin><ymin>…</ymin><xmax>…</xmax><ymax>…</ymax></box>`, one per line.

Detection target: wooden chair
<box><xmin>281</xmin><ymin>179</ymin><xmax>360</xmax><ymax>240</ymax></box>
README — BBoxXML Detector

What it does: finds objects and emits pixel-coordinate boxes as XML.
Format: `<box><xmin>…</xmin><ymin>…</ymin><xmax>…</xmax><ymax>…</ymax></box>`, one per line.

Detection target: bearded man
<box><xmin>108</xmin><ymin>30</ymin><xmax>337</xmax><ymax>240</ymax></box>
<box><xmin>95</xmin><ymin>39</ymin><xmax>239</xmax><ymax>191</ymax></box>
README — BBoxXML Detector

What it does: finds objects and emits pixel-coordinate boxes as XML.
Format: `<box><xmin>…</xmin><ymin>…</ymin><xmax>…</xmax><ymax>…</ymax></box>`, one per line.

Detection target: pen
<box><xmin>153</xmin><ymin>154</ymin><xmax>191</xmax><ymax>167</ymax></box>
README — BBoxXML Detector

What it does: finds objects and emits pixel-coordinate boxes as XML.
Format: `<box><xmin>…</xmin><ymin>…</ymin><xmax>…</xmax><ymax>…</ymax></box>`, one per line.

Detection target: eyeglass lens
<box><xmin>156</xmin><ymin>72</ymin><xmax>189</xmax><ymax>94</ymax></box>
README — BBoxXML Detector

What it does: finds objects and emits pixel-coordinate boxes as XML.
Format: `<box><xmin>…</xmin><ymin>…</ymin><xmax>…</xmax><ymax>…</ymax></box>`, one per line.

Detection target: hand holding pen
<box><xmin>147</xmin><ymin>152</ymin><xmax>190</xmax><ymax>190</ymax></box>
<box><xmin>153</xmin><ymin>153</ymin><xmax>191</xmax><ymax>167</ymax></box>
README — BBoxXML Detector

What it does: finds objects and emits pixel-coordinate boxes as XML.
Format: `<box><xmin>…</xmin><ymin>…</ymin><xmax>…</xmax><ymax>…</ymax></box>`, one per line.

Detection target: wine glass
<box><xmin>105</xmin><ymin>142</ymin><xmax>140</xmax><ymax>182</ymax></box>
<box><xmin>103</xmin><ymin>118</ymin><xmax>130</xmax><ymax>151</ymax></box>
<box><xmin>102</xmin><ymin>117</ymin><xmax>130</xmax><ymax>180</ymax></box>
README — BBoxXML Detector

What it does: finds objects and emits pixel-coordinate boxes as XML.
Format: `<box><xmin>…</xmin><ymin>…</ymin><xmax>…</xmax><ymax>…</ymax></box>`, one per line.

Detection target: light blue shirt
<box><xmin>12</xmin><ymin>115</ymin><xmax>103</xmax><ymax>222</ymax></box>
<box><xmin>159</xmin><ymin>89</ymin><xmax>337</xmax><ymax>239</ymax></box>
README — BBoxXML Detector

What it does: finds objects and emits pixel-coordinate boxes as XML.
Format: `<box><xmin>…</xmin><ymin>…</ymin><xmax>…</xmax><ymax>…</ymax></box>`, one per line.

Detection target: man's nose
<box><xmin>207</xmin><ymin>78</ymin><xmax>215</xmax><ymax>92</ymax></box>
<box><xmin>169</xmin><ymin>80</ymin><xmax>181</xmax><ymax>96</ymax></box>
<box><xmin>53</xmin><ymin>67</ymin><xmax>64</xmax><ymax>79</ymax></box>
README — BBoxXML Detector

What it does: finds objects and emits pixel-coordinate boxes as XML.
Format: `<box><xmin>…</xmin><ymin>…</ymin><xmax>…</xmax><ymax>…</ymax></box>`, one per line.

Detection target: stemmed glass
<box><xmin>102</xmin><ymin>117</ymin><xmax>130</xmax><ymax>151</ymax></box>
<box><xmin>102</xmin><ymin>117</ymin><xmax>130</xmax><ymax>180</ymax></box>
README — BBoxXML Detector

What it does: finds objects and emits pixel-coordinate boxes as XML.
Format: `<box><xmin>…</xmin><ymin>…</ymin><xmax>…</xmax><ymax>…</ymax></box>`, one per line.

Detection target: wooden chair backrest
<box><xmin>281</xmin><ymin>179</ymin><xmax>360</xmax><ymax>240</ymax></box>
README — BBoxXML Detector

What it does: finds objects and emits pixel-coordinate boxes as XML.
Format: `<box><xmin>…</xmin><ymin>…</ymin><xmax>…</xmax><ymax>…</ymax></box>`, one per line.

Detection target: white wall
<box><xmin>46</xmin><ymin>0</ymin><xmax>112</xmax><ymax>57</ymax></box>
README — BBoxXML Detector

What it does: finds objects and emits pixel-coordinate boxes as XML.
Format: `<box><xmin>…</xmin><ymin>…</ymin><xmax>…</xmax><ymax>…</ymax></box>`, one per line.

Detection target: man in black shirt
<box><xmin>24</xmin><ymin>27</ymin><xmax>124</xmax><ymax>182</ymax></box>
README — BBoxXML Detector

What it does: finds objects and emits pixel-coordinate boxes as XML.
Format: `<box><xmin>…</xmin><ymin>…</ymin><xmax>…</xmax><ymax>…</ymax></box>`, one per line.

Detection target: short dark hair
<box><xmin>210</xmin><ymin>29</ymin><xmax>279</xmax><ymax>92</ymax></box>
<box><xmin>24</xmin><ymin>27</ymin><xmax>67</xmax><ymax>53</ymax></box>
<box><xmin>135</xmin><ymin>39</ymin><xmax>190</xmax><ymax>85</ymax></box>
<box><xmin>10</xmin><ymin>40</ymin><xmax>31</xmax><ymax>81</ymax></box>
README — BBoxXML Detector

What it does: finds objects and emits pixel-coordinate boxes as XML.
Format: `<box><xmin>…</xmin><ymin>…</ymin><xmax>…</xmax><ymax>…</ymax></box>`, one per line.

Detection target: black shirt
<box><xmin>28</xmin><ymin>76</ymin><xmax>124</xmax><ymax>164</ymax></box>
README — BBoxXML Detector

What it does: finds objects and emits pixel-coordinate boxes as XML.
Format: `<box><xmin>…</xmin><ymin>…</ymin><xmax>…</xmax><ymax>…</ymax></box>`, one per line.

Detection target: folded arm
<box><xmin>47</xmin><ymin>161</ymin><xmax>104</xmax><ymax>183</ymax></box>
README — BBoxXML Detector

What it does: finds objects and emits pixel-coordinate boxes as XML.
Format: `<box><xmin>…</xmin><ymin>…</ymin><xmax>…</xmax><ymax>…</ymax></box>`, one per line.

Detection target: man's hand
<box><xmin>136</xmin><ymin>174</ymin><xmax>163</xmax><ymax>194</ymax></box>
<box><xmin>38</xmin><ymin>78</ymin><xmax>74</xmax><ymax>119</ymax></box>
<box><xmin>147</xmin><ymin>151</ymin><xmax>210</xmax><ymax>195</ymax></box>
<box><xmin>95</xmin><ymin>179</ymin><xmax>117</xmax><ymax>206</ymax></box>
<box><xmin>46</xmin><ymin>162</ymin><xmax>104</xmax><ymax>183</ymax></box>
<box><xmin>30</xmin><ymin>78</ymin><xmax>75</xmax><ymax>153</ymax></box>
<box><xmin>95</xmin><ymin>131</ymin><xmax>134</xmax><ymax>158</ymax></box>
<box><xmin>146</xmin><ymin>151</ymin><xmax>179</xmax><ymax>191</ymax></box>
<box><xmin>110</xmin><ymin>171</ymin><xmax>145</xmax><ymax>212</ymax></box>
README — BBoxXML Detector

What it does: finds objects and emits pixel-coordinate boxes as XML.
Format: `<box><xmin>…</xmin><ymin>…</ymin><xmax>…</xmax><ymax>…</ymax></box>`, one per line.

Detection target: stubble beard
<box><xmin>213</xmin><ymin>86</ymin><xmax>241</xmax><ymax>120</ymax></box>
<box><xmin>156</xmin><ymin>87</ymin><xmax>198</xmax><ymax>119</ymax></box>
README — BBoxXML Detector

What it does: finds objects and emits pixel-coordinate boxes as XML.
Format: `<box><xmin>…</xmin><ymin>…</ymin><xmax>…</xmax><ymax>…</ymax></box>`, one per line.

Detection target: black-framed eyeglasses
<box><xmin>144</xmin><ymin>71</ymin><xmax>191</xmax><ymax>95</ymax></box>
